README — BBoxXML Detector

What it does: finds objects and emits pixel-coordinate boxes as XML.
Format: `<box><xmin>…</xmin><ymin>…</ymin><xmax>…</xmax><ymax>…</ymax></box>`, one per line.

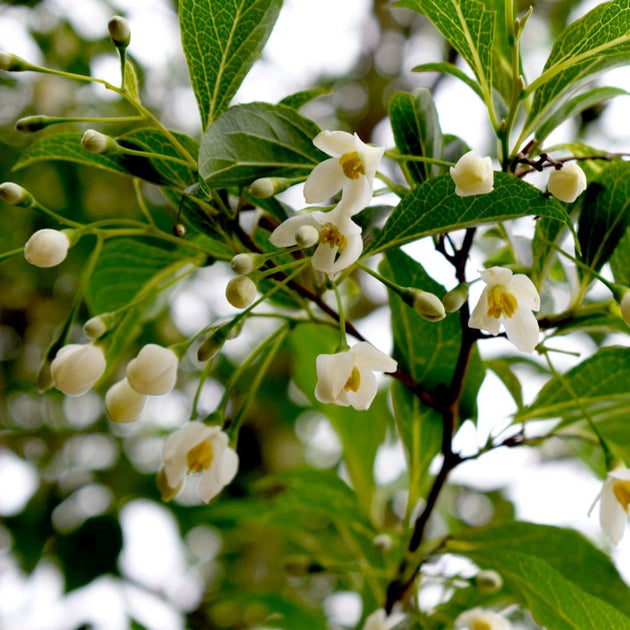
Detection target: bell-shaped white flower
<box><xmin>547</xmin><ymin>161</ymin><xmax>587</xmax><ymax>203</ymax></box>
<box><xmin>270</xmin><ymin>203</ymin><xmax>363</xmax><ymax>275</ymax></box>
<box><xmin>469</xmin><ymin>266</ymin><xmax>540</xmax><ymax>353</ymax></box>
<box><xmin>450</xmin><ymin>150</ymin><xmax>494</xmax><ymax>197</ymax></box>
<box><xmin>304</xmin><ymin>130</ymin><xmax>384</xmax><ymax>213</ymax></box>
<box><xmin>455</xmin><ymin>607</ymin><xmax>512</xmax><ymax>630</ymax></box>
<box><xmin>596</xmin><ymin>467</ymin><xmax>630</xmax><ymax>545</ymax></box>
<box><xmin>161</xmin><ymin>421</ymin><xmax>239</xmax><ymax>503</ymax></box>
<box><xmin>105</xmin><ymin>378</ymin><xmax>148</xmax><ymax>423</ymax></box>
<box><xmin>51</xmin><ymin>343</ymin><xmax>106</xmax><ymax>396</ymax></box>
<box><xmin>24</xmin><ymin>229</ymin><xmax>70</xmax><ymax>268</ymax></box>
<box><xmin>362</xmin><ymin>608</ymin><xmax>406</xmax><ymax>630</ymax></box>
<box><xmin>126</xmin><ymin>344</ymin><xmax>178</xmax><ymax>396</ymax></box>
<box><xmin>315</xmin><ymin>342</ymin><xmax>397</xmax><ymax>410</ymax></box>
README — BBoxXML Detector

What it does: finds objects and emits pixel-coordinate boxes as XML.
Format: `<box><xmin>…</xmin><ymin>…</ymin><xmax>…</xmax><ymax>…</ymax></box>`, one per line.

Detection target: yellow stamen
<box><xmin>319</xmin><ymin>224</ymin><xmax>347</xmax><ymax>249</ymax></box>
<box><xmin>344</xmin><ymin>367</ymin><xmax>361</xmax><ymax>392</ymax></box>
<box><xmin>187</xmin><ymin>440</ymin><xmax>214</xmax><ymax>473</ymax></box>
<box><xmin>471</xmin><ymin>622</ymin><xmax>492</xmax><ymax>630</ymax></box>
<box><xmin>339</xmin><ymin>151</ymin><xmax>364</xmax><ymax>180</ymax></box>
<box><xmin>487</xmin><ymin>285</ymin><xmax>517</xmax><ymax>319</ymax></box>
<box><xmin>613</xmin><ymin>480</ymin><xmax>630</xmax><ymax>513</ymax></box>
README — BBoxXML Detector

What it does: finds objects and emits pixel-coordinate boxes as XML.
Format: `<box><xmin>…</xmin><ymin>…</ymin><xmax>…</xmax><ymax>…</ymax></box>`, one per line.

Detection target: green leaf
<box><xmin>367</xmin><ymin>173</ymin><xmax>571</xmax><ymax>256</ymax></box>
<box><xmin>396</xmin><ymin>0</ymin><xmax>494</xmax><ymax>100</ymax></box>
<box><xmin>412</xmin><ymin>62</ymin><xmax>484</xmax><ymax>100</ymax></box>
<box><xmin>447</xmin><ymin>521</ymin><xmax>630</xmax><ymax>626</ymax></box>
<box><xmin>610</xmin><ymin>229</ymin><xmax>630</xmax><ymax>286</ymax></box>
<box><xmin>14</xmin><ymin>129</ymin><xmax>197</xmax><ymax>187</ymax></box>
<box><xmin>577</xmin><ymin>161</ymin><xmax>630</xmax><ymax>276</ymax></box>
<box><xmin>178</xmin><ymin>0</ymin><xmax>283</xmax><ymax>131</ymax></box>
<box><xmin>536</xmin><ymin>87</ymin><xmax>628</xmax><ymax>143</ymax></box>
<box><xmin>523</xmin><ymin>0</ymin><xmax>630</xmax><ymax>139</ymax></box>
<box><xmin>389</xmin><ymin>88</ymin><xmax>442</xmax><ymax>184</ymax></box>
<box><xmin>530</xmin><ymin>214</ymin><xmax>567</xmax><ymax>289</ymax></box>
<box><xmin>199</xmin><ymin>102</ymin><xmax>326</xmax><ymax>189</ymax></box>
<box><xmin>516</xmin><ymin>346</ymin><xmax>630</xmax><ymax>426</ymax></box>
<box><xmin>484</xmin><ymin>358</ymin><xmax>523</xmax><ymax>410</ymax></box>
<box><xmin>85</xmin><ymin>238</ymin><xmax>190</xmax><ymax>315</ymax></box>
<box><xmin>279</xmin><ymin>88</ymin><xmax>331</xmax><ymax>110</ymax></box>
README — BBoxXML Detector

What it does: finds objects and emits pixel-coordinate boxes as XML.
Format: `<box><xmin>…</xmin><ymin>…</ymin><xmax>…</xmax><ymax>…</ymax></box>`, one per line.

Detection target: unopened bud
<box><xmin>620</xmin><ymin>292</ymin><xmax>630</xmax><ymax>327</ymax></box>
<box><xmin>108</xmin><ymin>16</ymin><xmax>131</xmax><ymax>49</ymax></box>
<box><xmin>24</xmin><ymin>228</ymin><xmax>71</xmax><ymax>268</ymax></box>
<box><xmin>450</xmin><ymin>151</ymin><xmax>494</xmax><ymax>197</ymax></box>
<box><xmin>249</xmin><ymin>177</ymin><xmax>290</xmax><ymax>199</ymax></box>
<box><xmin>372</xmin><ymin>533</ymin><xmax>394</xmax><ymax>552</ymax></box>
<box><xmin>408</xmin><ymin>289</ymin><xmax>446</xmax><ymax>322</ymax></box>
<box><xmin>0</xmin><ymin>182</ymin><xmax>33</xmax><ymax>207</ymax></box>
<box><xmin>226</xmin><ymin>276</ymin><xmax>257</xmax><ymax>309</ymax></box>
<box><xmin>295</xmin><ymin>224</ymin><xmax>319</xmax><ymax>248</ymax></box>
<box><xmin>51</xmin><ymin>343</ymin><xmax>106</xmax><ymax>396</ymax></box>
<box><xmin>83</xmin><ymin>315</ymin><xmax>108</xmax><ymax>339</ymax></box>
<box><xmin>105</xmin><ymin>378</ymin><xmax>148</xmax><ymax>423</ymax></box>
<box><xmin>126</xmin><ymin>344</ymin><xmax>179</xmax><ymax>396</ymax></box>
<box><xmin>157</xmin><ymin>466</ymin><xmax>181</xmax><ymax>502</ymax></box>
<box><xmin>197</xmin><ymin>326</ymin><xmax>229</xmax><ymax>361</ymax></box>
<box><xmin>547</xmin><ymin>161</ymin><xmax>587</xmax><ymax>203</ymax></box>
<box><xmin>475</xmin><ymin>569</ymin><xmax>503</xmax><ymax>594</ymax></box>
<box><xmin>442</xmin><ymin>283</ymin><xmax>469</xmax><ymax>313</ymax></box>
<box><xmin>231</xmin><ymin>253</ymin><xmax>264</xmax><ymax>275</ymax></box>
<box><xmin>0</xmin><ymin>52</ymin><xmax>33</xmax><ymax>72</ymax></box>
<box><xmin>16</xmin><ymin>115</ymin><xmax>51</xmax><ymax>133</ymax></box>
<box><xmin>81</xmin><ymin>129</ymin><xmax>119</xmax><ymax>154</ymax></box>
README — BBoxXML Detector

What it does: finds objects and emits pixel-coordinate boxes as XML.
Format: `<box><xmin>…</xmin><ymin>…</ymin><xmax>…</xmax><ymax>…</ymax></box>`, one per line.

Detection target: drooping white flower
<box><xmin>362</xmin><ymin>608</ymin><xmax>406</xmax><ymax>630</ymax></box>
<box><xmin>304</xmin><ymin>130</ymin><xmax>384</xmax><ymax>213</ymax></box>
<box><xmin>269</xmin><ymin>203</ymin><xmax>363</xmax><ymax>275</ymax></box>
<box><xmin>596</xmin><ymin>467</ymin><xmax>630</xmax><ymax>545</ymax></box>
<box><xmin>24</xmin><ymin>229</ymin><xmax>70</xmax><ymax>268</ymax></box>
<box><xmin>450</xmin><ymin>150</ymin><xmax>494</xmax><ymax>197</ymax></box>
<box><xmin>105</xmin><ymin>377</ymin><xmax>148</xmax><ymax>423</ymax></box>
<box><xmin>315</xmin><ymin>342</ymin><xmax>397</xmax><ymax>410</ymax></box>
<box><xmin>51</xmin><ymin>343</ymin><xmax>106</xmax><ymax>396</ymax></box>
<box><xmin>455</xmin><ymin>607</ymin><xmax>512</xmax><ymax>630</ymax></box>
<box><xmin>161</xmin><ymin>421</ymin><xmax>239</xmax><ymax>503</ymax></box>
<box><xmin>547</xmin><ymin>161</ymin><xmax>587</xmax><ymax>203</ymax></box>
<box><xmin>126</xmin><ymin>344</ymin><xmax>178</xmax><ymax>396</ymax></box>
<box><xmin>469</xmin><ymin>266</ymin><xmax>540</xmax><ymax>353</ymax></box>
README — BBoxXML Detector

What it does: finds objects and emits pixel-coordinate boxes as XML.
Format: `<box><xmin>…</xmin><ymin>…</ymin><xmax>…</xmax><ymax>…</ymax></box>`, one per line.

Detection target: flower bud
<box><xmin>51</xmin><ymin>343</ymin><xmax>106</xmax><ymax>396</ymax></box>
<box><xmin>0</xmin><ymin>52</ymin><xmax>32</xmax><ymax>72</ymax></box>
<box><xmin>442</xmin><ymin>283</ymin><xmax>469</xmax><ymax>313</ymax></box>
<box><xmin>108</xmin><ymin>16</ymin><xmax>131</xmax><ymax>49</ymax></box>
<box><xmin>81</xmin><ymin>129</ymin><xmax>119</xmax><ymax>154</ymax></box>
<box><xmin>475</xmin><ymin>569</ymin><xmax>503</xmax><ymax>594</ymax></box>
<box><xmin>450</xmin><ymin>151</ymin><xmax>494</xmax><ymax>197</ymax></box>
<box><xmin>16</xmin><ymin>116</ymin><xmax>50</xmax><ymax>133</ymax></box>
<box><xmin>249</xmin><ymin>177</ymin><xmax>290</xmax><ymax>199</ymax></box>
<box><xmin>410</xmin><ymin>289</ymin><xmax>446</xmax><ymax>321</ymax></box>
<box><xmin>295</xmin><ymin>224</ymin><xmax>320</xmax><ymax>248</ymax></box>
<box><xmin>83</xmin><ymin>316</ymin><xmax>108</xmax><ymax>339</ymax></box>
<box><xmin>231</xmin><ymin>253</ymin><xmax>264</xmax><ymax>275</ymax></box>
<box><xmin>24</xmin><ymin>229</ymin><xmax>71</xmax><ymax>268</ymax></box>
<box><xmin>372</xmin><ymin>533</ymin><xmax>394</xmax><ymax>552</ymax></box>
<box><xmin>0</xmin><ymin>182</ymin><xmax>33</xmax><ymax>207</ymax></box>
<box><xmin>620</xmin><ymin>292</ymin><xmax>630</xmax><ymax>327</ymax></box>
<box><xmin>197</xmin><ymin>326</ymin><xmax>230</xmax><ymax>362</ymax></box>
<box><xmin>547</xmin><ymin>161</ymin><xmax>587</xmax><ymax>203</ymax></box>
<box><xmin>226</xmin><ymin>276</ymin><xmax>257</xmax><ymax>309</ymax></box>
<box><xmin>105</xmin><ymin>378</ymin><xmax>148</xmax><ymax>423</ymax></box>
<box><xmin>126</xmin><ymin>344</ymin><xmax>179</xmax><ymax>396</ymax></box>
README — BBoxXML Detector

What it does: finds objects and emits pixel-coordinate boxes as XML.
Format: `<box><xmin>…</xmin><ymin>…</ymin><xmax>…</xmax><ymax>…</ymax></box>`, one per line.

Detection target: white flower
<box><xmin>315</xmin><ymin>342</ymin><xmax>397</xmax><ymax>410</ymax></box>
<box><xmin>126</xmin><ymin>344</ymin><xmax>178</xmax><ymax>396</ymax></box>
<box><xmin>455</xmin><ymin>607</ymin><xmax>512</xmax><ymax>630</ymax></box>
<box><xmin>362</xmin><ymin>608</ymin><xmax>405</xmax><ymax>630</ymax></box>
<box><xmin>24</xmin><ymin>229</ymin><xmax>70</xmax><ymax>268</ymax></box>
<box><xmin>469</xmin><ymin>266</ymin><xmax>540</xmax><ymax>353</ymax></box>
<box><xmin>547</xmin><ymin>161</ymin><xmax>587</xmax><ymax>203</ymax></box>
<box><xmin>304</xmin><ymin>130</ymin><xmax>384</xmax><ymax>213</ymax></box>
<box><xmin>270</xmin><ymin>203</ymin><xmax>363</xmax><ymax>275</ymax></box>
<box><xmin>597</xmin><ymin>467</ymin><xmax>630</xmax><ymax>545</ymax></box>
<box><xmin>51</xmin><ymin>343</ymin><xmax>106</xmax><ymax>396</ymax></box>
<box><xmin>161</xmin><ymin>421</ymin><xmax>239</xmax><ymax>503</ymax></box>
<box><xmin>450</xmin><ymin>150</ymin><xmax>494</xmax><ymax>197</ymax></box>
<box><xmin>105</xmin><ymin>378</ymin><xmax>148</xmax><ymax>423</ymax></box>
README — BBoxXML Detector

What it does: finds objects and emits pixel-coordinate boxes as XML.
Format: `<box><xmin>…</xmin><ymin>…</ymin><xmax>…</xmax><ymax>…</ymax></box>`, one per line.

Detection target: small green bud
<box><xmin>81</xmin><ymin>129</ymin><xmax>120</xmax><ymax>154</ymax></box>
<box><xmin>0</xmin><ymin>52</ymin><xmax>33</xmax><ymax>72</ymax></box>
<box><xmin>0</xmin><ymin>182</ymin><xmax>33</xmax><ymax>207</ymax></box>
<box><xmin>475</xmin><ymin>569</ymin><xmax>503</xmax><ymax>594</ymax></box>
<box><xmin>83</xmin><ymin>316</ymin><xmax>108</xmax><ymax>339</ymax></box>
<box><xmin>197</xmin><ymin>326</ymin><xmax>228</xmax><ymax>362</ymax></box>
<box><xmin>225</xmin><ymin>276</ymin><xmax>257</xmax><ymax>309</ymax></box>
<box><xmin>295</xmin><ymin>224</ymin><xmax>320</xmax><ymax>248</ymax></box>
<box><xmin>108</xmin><ymin>16</ymin><xmax>131</xmax><ymax>49</ymax></box>
<box><xmin>442</xmin><ymin>283</ymin><xmax>469</xmax><ymax>313</ymax></box>
<box><xmin>16</xmin><ymin>115</ymin><xmax>51</xmax><ymax>133</ymax></box>
<box><xmin>407</xmin><ymin>289</ymin><xmax>446</xmax><ymax>322</ymax></box>
<box><xmin>231</xmin><ymin>253</ymin><xmax>264</xmax><ymax>275</ymax></box>
<box><xmin>249</xmin><ymin>177</ymin><xmax>290</xmax><ymax>199</ymax></box>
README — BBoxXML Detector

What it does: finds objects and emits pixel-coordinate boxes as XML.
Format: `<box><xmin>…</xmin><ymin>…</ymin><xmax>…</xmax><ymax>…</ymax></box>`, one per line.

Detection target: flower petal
<box><xmin>502</xmin><ymin>307</ymin><xmax>539</xmax><ymax>353</ymax></box>
<box><xmin>350</xmin><ymin>341</ymin><xmax>397</xmax><ymax>372</ymax></box>
<box><xmin>303</xmin><ymin>158</ymin><xmax>346</xmax><ymax>203</ymax></box>
<box><xmin>315</xmin><ymin>352</ymin><xmax>354</xmax><ymax>404</ymax></box>
<box><xmin>508</xmin><ymin>274</ymin><xmax>540</xmax><ymax>311</ymax></box>
<box><xmin>269</xmin><ymin>213</ymin><xmax>320</xmax><ymax>247</ymax></box>
<box><xmin>218</xmin><ymin>447</ymin><xmax>239</xmax><ymax>486</ymax></box>
<box><xmin>312</xmin><ymin>130</ymin><xmax>356</xmax><ymax>157</ymax></box>
<box><xmin>469</xmin><ymin>288</ymin><xmax>501</xmax><ymax>336</ymax></box>
<box><xmin>600</xmin><ymin>477</ymin><xmax>628</xmax><ymax>545</ymax></box>
<box><xmin>342</xmin><ymin>367</ymin><xmax>377</xmax><ymax>410</ymax></box>
<box><xmin>480</xmin><ymin>266</ymin><xmax>513</xmax><ymax>286</ymax></box>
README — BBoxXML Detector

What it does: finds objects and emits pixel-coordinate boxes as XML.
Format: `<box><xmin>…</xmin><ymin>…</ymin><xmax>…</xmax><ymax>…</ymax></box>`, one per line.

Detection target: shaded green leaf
<box><xmin>279</xmin><ymin>88</ymin><xmax>330</xmax><ymax>110</ymax></box>
<box><xmin>610</xmin><ymin>229</ymin><xmax>630</xmax><ymax>286</ymax></box>
<box><xmin>199</xmin><ymin>102</ymin><xmax>325</xmax><ymax>189</ymax></box>
<box><xmin>412</xmin><ymin>62</ymin><xmax>484</xmax><ymax>100</ymax></box>
<box><xmin>179</xmin><ymin>0</ymin><xmax>283</xmax><ymax>130</ymax></box>
<box><xmin>367</xmin><ymin>173</ymin><xmax>571</xmax><ymax>256</ymax></box>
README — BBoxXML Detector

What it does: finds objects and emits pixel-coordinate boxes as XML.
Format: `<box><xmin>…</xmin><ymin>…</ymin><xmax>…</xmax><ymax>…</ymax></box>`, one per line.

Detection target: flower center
<box><xmin>339</xmin><ymin>151</ymin><xmax>365</xmax><ymax>180</ymax></box>
<box><xmin>613</xmin><ymin>480</ymin><xmax>630</xmax><ymax>513</ymax></box>
<box><xmin>344</xmin><ymin>366</ymin><xmax>361</xmax><ymax>392</ymax></box>
<box><xmin>487</xmin><ymin>285</ymin><xmax>517</xmax><ymax>319</ymax></box>
<box><xmin>319</xmin><ymin>224</ymin><xmax>347</xmax><ymax>249</ymax></box>
<box><xmin>471</xmin><ymin>622</ymin><xmax>492</xmax><ymax>630</ymax></box>
<box><xmin>187</xmin><ymin>440</ymin><xmax>214</xmax><ymax>473</ymax></box>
